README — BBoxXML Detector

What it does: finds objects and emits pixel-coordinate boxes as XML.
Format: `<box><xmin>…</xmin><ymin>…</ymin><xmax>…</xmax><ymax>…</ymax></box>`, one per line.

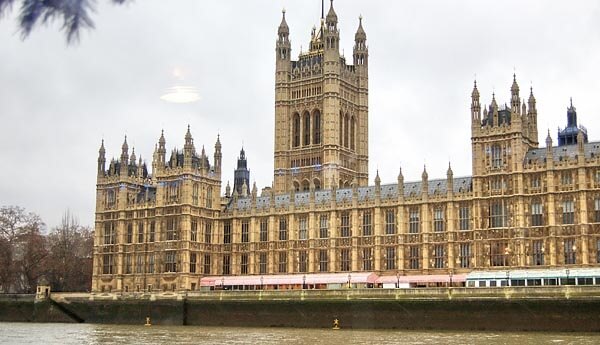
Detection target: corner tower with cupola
<box><xmin>273</xmin><ymin>0</ymin><xmax>369</xmax><ymax>193</ymax></box>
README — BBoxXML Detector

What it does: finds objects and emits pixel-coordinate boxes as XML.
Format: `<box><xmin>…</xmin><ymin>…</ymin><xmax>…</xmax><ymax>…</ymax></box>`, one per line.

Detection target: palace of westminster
<box><xmin>92</xmin><ymin>3</ymin><xmax>600</xmax><ymax>292</ymax></box>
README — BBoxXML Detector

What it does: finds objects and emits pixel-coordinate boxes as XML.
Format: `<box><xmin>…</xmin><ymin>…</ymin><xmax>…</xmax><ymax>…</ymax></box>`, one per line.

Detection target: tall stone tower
<box><xmin>273</xmin><ymin>1</ymin><xmax>369</xmax><ymax>192</ymax></box>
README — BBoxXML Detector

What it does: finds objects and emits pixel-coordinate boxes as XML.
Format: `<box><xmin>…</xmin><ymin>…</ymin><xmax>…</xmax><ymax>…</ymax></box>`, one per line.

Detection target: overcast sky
<box><xmin>1</xmin><ymin>0</ymin><xmax>599</xmax><ymax>229</ymax></box>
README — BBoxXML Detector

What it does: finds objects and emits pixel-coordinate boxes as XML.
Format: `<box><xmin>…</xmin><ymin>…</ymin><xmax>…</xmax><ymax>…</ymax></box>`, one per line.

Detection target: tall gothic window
<box><xmin>408</xmin><ymin>246</ymin><xmax>420</xmax><ymax>269</ymax></box>
<box><xmin>340</xmin><ymin>249</ymin><xmax>351</xmax><ymax>271</ymax></box>
<box><xmin>278</xmin><ymin>252</ymin><xmax>287</xmax><ymax>273</ymax></box>
<box><xmin>165</xmin><ymin>251</ymin><xmax>177</xmax><ymax>273</ymax></box>
<box><xmin>491</xmin><ymin>144</ymin><xmax>502</xmax><ymax>168</ymax></box>
<box><xmin>562</xmin><ymin>200</ymin><xmax>575</xmax><ymax>224</ymax></box>
<box><xmin>433</xmin><ymin>245</ymin><xmax>445</xmax><ymax>269</ymax></box>
<box><xmin>490</xmin><ymin>201</ymin><xmax>508</xmax><ymax>228</ymax></box>
<box><xmin>279</xmin><ymin>217</ymin><xmax>288</xmax><ymax>241</ymax></box>
<box><xmin>190</xmin><ymin>253</ymin><xmax>197</xmax><ymax>274</ymax></box>
<box><xmin>350</xmin><ymin>116</ymin><xmax>356</xmax><ymax>150</ymax></box>
<box><xmin>319</xmin><ymin>215</ymin><xmax>329</xmax><ymax>238</ymax></box>
<box><xmin>190</xmin><ymin>220</ymin><xmax>197</xmax><ymax>242</ymax></box>
<box><xmin>385</xmin><ymin>209</ymin><xmax>396</xmax><ymax>235</ymax></box>
<box><xmin>344</xmin><ymin>114</ymin><xmax>349</xmax><ymax>148</ymax></box>
<box><xmin>362</xmin><ymin>248</ymin><xmax>373</xmax><ymax>271</ymax></box>
<box><xmin>240</xmin><ymin>254</ymin><xmax>249</xmax><ymax>274</ymax></box>
<box><xmin>319</xmin><ymin>250</ymin><xmax>328</xmax><ymax>272</ymax></box>
<box><xmin>490</xmin><ymin>241</ymin><xmax>509</xmax><ymax>266</ymax></box>
<box><xmin>298</xmin><ymin>216</ymin><xmax>308</xmax><ymax>240</ymax></box>
<box><xmin>166</xmin><ymin>217</ymin><xmax>178</xmax><ymax>241</ymax></box>
<box><xmin>386</xmin><ymin>247</ymin><xmax>396</xmax><ymax>270</ymax></box>
<box><xmin>531</xmin><ymin>202</ymin><xmax>544</xmax><ymax>226</ymax></box>
<box><xmin>303</xmin><ymin>112</ymin><xmax>311</xmax><ymax>146</ymax></box>
<box><xmin>313</xmin><ymin>110</ymin><xmax>321</xmax><ymax>144</ymax></box>
<box><xmin>532</xmin><ymin>240</ymin><xmax>544</xmax><ymax>266</ymax></box>
<box><xmin>298</xmin><ymin>251</ymin><xmax>308</xmax><ymax>272</ymax></box>
<box><xmin>340</xmin><ymin>211</ymin><xmax>351</xmax><ymax>237</ymax></box>
<box><xmin>459</xmin><ymin>205</ymin><xmax>470</xmax><ymax>230</ymax></box>
<box><xmin>293</xmin><ymin>113</ymin><xmax>300</xmax><ymax>147</ymax></box>
<box><xmin>241</xmin><ymin>220</ymin><xmax>249</xmax><ymax>243</ymax></box>
<box><xmin>259</xmin><ymin>253</ymin><xmax>267</xmax><ymax>274</ymax></box>
<box><xmin>459</xmin><ymin>243</ymin><xmax>470</xmax><ymax>268</ymax></box>
<box><xmin>433</xmin><ymin>207</ymin><xmax>445</xmax><ymax>232</ymax></box>
<box><xmin>409</xmin><ymin>208</ymin><xmax>420</xmax><ymax>234</ymax></box>
<box><xmin>260</xmin><ymin>218</ymin><xmax>268</xmax><ymax>242</ymax></box>
<box><xmin>339</xmin><ymin>112</ymin><xmax>343</xmax><ymax>146</ymax></box>
<box><xmin>204</xmin><ymin>221</ymin><xmax>212</xmax><ymax>244</ymax></box>
<box><xmin>362</xmin><ymin>211</ymin><xmax>372</xmax><ymax>236</ymax></box>
<box><xmin>594</xmin><ymin>198</ymin><xmax>600</xmax><ymax>223</ymax></box>
<box><xmin>564</xmin><ymin>239</ymin><xmax>576</xmax><ymax>264</ymax></box>
<box><xmin>203</xmin><ymin>254</ymin><xmax>211</xmax><ymax>274</ymax></box>
<box><xmin>222</xmin><ymin>254</ymin><xmax>230</xmax><ymax>275</ymax></box>
<box><xmin>223</xmin><ymin>221</ymin><xmax>231</xmax><ymax>244</ymax></box>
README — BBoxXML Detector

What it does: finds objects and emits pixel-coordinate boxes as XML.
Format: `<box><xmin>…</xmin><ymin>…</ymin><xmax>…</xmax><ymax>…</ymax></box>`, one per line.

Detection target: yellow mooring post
<box><xmin>145</xmin><ymin>316</ymin><xmax>151</xmax><ymax>326</ymax></box>
<box><xmin>332</xmin><ymin>318</ymin><xmax>340</xmax><ymax>330</ymax></box>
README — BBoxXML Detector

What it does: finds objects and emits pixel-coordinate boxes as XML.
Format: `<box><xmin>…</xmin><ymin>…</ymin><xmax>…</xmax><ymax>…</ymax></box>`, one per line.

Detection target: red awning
<box><xmin>200</xmin><ymin>272</ymin><xmax>379</xmax><ymax>287</ymax></box>
<box><xmin>376</xmin><ymin>274</ymin><xmax>466</xmax><ymax>284</ymax></box>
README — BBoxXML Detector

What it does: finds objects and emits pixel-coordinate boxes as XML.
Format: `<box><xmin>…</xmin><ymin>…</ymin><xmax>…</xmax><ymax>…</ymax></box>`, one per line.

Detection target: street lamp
<box><xmin>396</xmin><ymin>271</ymin><xmax>400</xmax><ymax>289</ymax></box>
<box><xmin>449</xmin><ymin>270</ymin><xmax>453</xmax><ymax>288</ymax></box>
<box><xmin>505</xmin><ymin>270</ymin><xmax>510</xmax><ymax>287</ymax></box>
<box><xmin>348</xmin><ymin>273</ymin><xmax>351</xmax><ymax>289</ymax></box>
<box><xmin>566</xmin><ymin>268</ymin><xmax>570</xmax><ymax>285</ymax></box>
<box><xmin>303</xmin><ymin>274</ymin><xmax>306</xmax><ymax>290</ymax></box>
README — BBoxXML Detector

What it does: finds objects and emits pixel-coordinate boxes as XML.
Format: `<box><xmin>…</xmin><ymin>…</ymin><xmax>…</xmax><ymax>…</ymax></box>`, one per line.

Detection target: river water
<box><xmin>1</xmin><ymin>323</ymin><xmax>598</xmax><ymax>344</ymax></box>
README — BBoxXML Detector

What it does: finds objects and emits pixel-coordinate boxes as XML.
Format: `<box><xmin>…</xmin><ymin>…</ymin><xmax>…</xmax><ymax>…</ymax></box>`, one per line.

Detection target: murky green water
<box><xmin>0</xmin><ymin>323</ymin><xmax>598</xmax><ymax>344</ymax></box>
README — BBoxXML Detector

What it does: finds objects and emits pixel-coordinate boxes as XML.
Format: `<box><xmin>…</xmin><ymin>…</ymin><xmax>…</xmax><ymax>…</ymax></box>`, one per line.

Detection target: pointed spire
<box><xmin>397</xmin><ymin>166</ymin><xmax>404</xmax><ymax>182</ymax></box>
<box><xmin>546</xmin><ymin>129</ymin><xmax>553</xmax><ymax>147</ymax></box>
<box><xmin>422</xmin><ymin>165</ymin><xmax>428</xmax><ymax>181</ymax></box>
<box><xmin>355</xmin><ymin>15</ymin><xmax>366</xmax><ymax>40</ymax></box>
<box><xmin>447</xmin><ymin>162</ymin><xmax>453</xmax><ymax>178</ymax></box>
<box><xmin>99</xmin><ymin>139</ymin><xmax>106</xmax><ymax>156</ymax></box>
<box><xmin>225</xmin><ymin>181</ymin><xmax>231</xmax><ymax>198</ymax></box>
<box><xmin>158</xmin><ymin>129</ymin><xmax>166</xmax><ymax>149</ymax></box>
<box><xmin>252</xmin><ymin>181</ymin><xmax>258</xmax><ymax>197</ymax></box>
<box><xmin>215</xmin><ymin>134</ymin><xmax>221</xmax><ymax>149</ymax></box>
<box><xmin>130</xmin><ymin>147</ymin><xmax>136</xmax><ymax>164</ymax></box>
<box><xmin>528</xmin><ymin>86</ymin><xmax>536</xmax><ymax>109</ymax></box>
<box><xmin>511</xmin><ymin>73</ymin><xmax>519</xmax><ymax>93</ymax></box>
<box><xmin>374</xmin><ymin>169</ymin><xmax>381</xmax><ymax>185</ymax></box>
<box><xmin>121</xmin><ymin>135</ymin><xmax>129</xmax><ymax>153</ymax></box>
<box><xmin>326</xmin><ymin>0</ymin><xmax>337</xmax><ymax>25</ymax></box>
<box><xmin>278</xmin><ymin>8</ymin><xmax>289</xmax><ymax>36</ymax></box>
<box><xmin>185</xmin><ymin>124</ymin><xmax>192</xmax><ymax>142</ymax></box>
<box><xmin>471</xmin><ymin>79</ymin><xmax>479</xmax><ymax>99</ymax></box>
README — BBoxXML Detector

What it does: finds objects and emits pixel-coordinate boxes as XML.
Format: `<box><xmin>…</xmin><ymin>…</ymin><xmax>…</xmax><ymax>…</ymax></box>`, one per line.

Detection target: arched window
<box><xmin>350</xmin><ymin>116</ymin><xmax>356</xmax><ymax>150</ymax></box>
<box><xmin>293</xmin><ymin>113</ymin><xmax>300</xmax><ymax>147</ymax></box>
<box><xmin>491</xmin><ymin>144</ymin><xmax>502</xmax><ymax>168</ymax></box>
<box><xmin>313</xmin><ymin>110</ymin><xmax>321</xmax><ymax>144</ymax></box>
<box><xmin>302</xmin><ymin>180</ymin><xmax>310</xmax><ymax>191</ymax></box>
<box><xmin>303</xmin><ymin>112</ymin><xmax>311</xmax><ymax>146</ymax></box>
<box><xmin>339</xmin><ymin>112</ymin><xmax>343</xmax><ymax>146</ymax></box>
<box><xmin>344</xmin><ymin>114</ymin><xmax>349</xmax><ymax>148</ymax></box>
<box><xmin>313</xmin><ymin>178</ymin><xmax>321</xmax><ymax>190</ymax></box>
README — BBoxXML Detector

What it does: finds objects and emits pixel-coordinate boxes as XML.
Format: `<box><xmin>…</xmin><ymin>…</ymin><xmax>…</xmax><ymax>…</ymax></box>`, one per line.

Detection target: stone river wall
<box><xmin>2</xmin><ymin>287</ymin><xmax>600</xmax><ymax>331</ymax></box>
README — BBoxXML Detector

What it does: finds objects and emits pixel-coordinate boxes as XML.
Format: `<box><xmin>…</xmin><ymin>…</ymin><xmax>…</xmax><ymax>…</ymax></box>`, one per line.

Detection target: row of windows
<box><xmin>103</xmin><ymin>238</ymin><xmax>600</xmax><ymax>276</ymax></box>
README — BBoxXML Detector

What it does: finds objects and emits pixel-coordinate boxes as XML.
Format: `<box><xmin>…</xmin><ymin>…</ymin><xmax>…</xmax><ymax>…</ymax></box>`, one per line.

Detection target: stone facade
<box><xmin>92</xmin><ymin>3</ymin><xmax>600</xmax><ymax>293</ymax></box>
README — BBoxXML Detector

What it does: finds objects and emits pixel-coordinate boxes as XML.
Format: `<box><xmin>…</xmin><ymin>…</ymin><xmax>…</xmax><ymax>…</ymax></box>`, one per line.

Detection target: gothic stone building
<box><xmin>92</xmin><ymin>3</ymin><xmax>600</xmax><ymax>293</ymax></box>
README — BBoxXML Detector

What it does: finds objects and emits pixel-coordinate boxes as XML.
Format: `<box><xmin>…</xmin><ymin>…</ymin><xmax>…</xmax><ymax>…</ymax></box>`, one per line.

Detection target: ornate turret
<box><xmin>510</xmin><ymin>74</ymin><xmax>520</xmax><ymax>112</ymax></box>
<box><xmin>276</xmin><ymin>9</ymin><xmax>291</xmax><ymax>63</ymax></box>
<box><xmin>353</xmin><ymin>16</ymin><xmax>368</xmax><ymax>67</ymax></box>
<box><xmin>97</xmin><ymin>139</ymin><xmax>106</xmax><ymax>177</ymax></box>
<box><xmin>471</xmin><ymin>80</ymin><xmax>480</xmax><ymax>125</ymax></box>
<box><xmin>233</xmin><ymin>147</ymin><xmax>250</xmax><ymax>196</ymax></box>
<box><xmin>558</xmin><ymin>98</ymin><xmax>588</xmax><ymax>146</ymax></box>
<box><xmin>183</xmin><ymin>125</ymin><xmax>194</xmax><ymax>169</ymax></box>
<box><xmin>214</xmin><ymin>134</ymin><xmax>222</xmax><ymax>176</ymax></box>
<box><xmin>120</xmin><ymin>136</ymin><xmax>129</xmax><ymax>176</ymax></box>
